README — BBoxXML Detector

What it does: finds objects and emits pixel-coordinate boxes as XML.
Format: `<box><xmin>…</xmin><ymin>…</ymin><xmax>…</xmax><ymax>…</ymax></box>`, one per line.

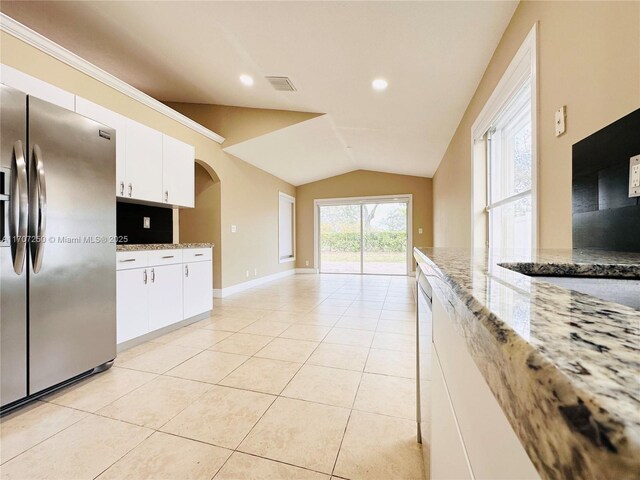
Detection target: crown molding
<box><xmin>0</xmin><ymin>13</ymin><xmax>225</xmax><ymax>144</ymax></box>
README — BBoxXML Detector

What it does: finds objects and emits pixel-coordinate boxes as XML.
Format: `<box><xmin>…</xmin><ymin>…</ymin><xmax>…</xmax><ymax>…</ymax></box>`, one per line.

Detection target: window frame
<box><xmin>471</xmin><ymin>23</ymin><xmax>538</xmax><ymax>251</ymax></box>
<box><xmin>278</xmin><ymin>192</ymin><xmax>296</xmax><ymax>263</ymax></box>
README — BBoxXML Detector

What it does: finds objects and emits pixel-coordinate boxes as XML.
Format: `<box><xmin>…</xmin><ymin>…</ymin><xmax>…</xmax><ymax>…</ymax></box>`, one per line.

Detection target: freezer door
<box><xmin>0</xmin><ymin>85</ymin><xmax>28</xmax><ymax>406</ymax></box>
<box><xmin>27</xmin><ymin>96</ymin><xmax>116</xmax><ymax>394</ymax></box>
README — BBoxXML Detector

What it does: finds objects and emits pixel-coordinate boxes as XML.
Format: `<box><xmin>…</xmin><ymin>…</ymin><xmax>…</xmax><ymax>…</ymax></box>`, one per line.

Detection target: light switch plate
<box><xmin>418</xmin><ymin>227</ymin><xmax>423</xmax><ymax>234</ymax></box>
<box><xmin>630</xmin><ymin>154</ymin><xmax>640</xmax><ymax>198</ymax></box>
<box><xmin>143</xmin><ymin>217</ymin><xmax>151</xmax><ymax>229</ymax></box>
<box><xmin>231</xmin><ymin>225</ymin><xmax>237</xmax><ymax>233</ymax></box>
<box><xmin>555</xmin><ymin>106</ymin><xmax>566</xmax><ymax>137</ymax></box>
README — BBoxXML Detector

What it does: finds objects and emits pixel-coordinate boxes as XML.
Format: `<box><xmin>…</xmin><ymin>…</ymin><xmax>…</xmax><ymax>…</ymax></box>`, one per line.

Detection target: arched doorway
<box><xmin>179</xmin><ymin>161</ymin><xmax>222</xmax><ymax>291</ymax></box>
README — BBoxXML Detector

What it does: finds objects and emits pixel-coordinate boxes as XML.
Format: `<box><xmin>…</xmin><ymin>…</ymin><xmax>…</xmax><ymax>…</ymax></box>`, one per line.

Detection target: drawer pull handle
<box><xmin>194</xmin><ymin>254</ymin><xmax>204</xmax><ymax>257</ymax></box>
<box><xmin>161</xmin><ymin>255</ymin><xmax>174</xmax><ymax>259</ymax></box>
<box><xmin>119</xmin><ymin>258</ymin><xmax>136</xmax><ymax>263</ymax></box>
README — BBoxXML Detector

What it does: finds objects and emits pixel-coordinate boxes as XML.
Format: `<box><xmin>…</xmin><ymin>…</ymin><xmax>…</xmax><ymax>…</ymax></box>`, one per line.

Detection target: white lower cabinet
<box><xmin>431</xmin><ymin>287</ymin><xmax>539</xmax><ymax>480</ymax></box>
<box><xmin>116</xmin><ymin>268</ymin><xmax>149</xmax><ymax>344</ymax></box>
<box><xmin>431</xmin><ymin>350</ymin><xmax>473</xmax><ymax>480</ymax></box>
<box><xmin>148</xmin><ymin>264</ymin><xmax>184</xmax><ymax>332</ymax></box>
<box><xmin>183</xmin><ymin>261</ymin><xmax>213</xmax><ymax>319</ymax></box>
<box><xmin>116</xmin><ymin>248</ymin><xmax>213</xmax><ymax>346</ymax></box>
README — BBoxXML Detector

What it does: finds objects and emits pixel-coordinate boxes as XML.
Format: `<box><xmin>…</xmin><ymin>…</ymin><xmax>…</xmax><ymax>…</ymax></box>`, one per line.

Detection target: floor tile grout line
<box><xmin>220</xmin><ymin>290</ymin><xmax>362</xmax><ymax>475</ymax></box>
<box><xmin>0</xmin><ymin>402</ymin><xmax>90</xmax><ymax>466</ymax></box>
<box><xmin>330</xmin><ymin>408</ymin><xmax>354</xmax><ymax>478</ymax></box>
<box><xmin>46</xmin><ymin>366</ymin><xmax>160</xmax><ymax>414</ymax></box>
<box><xmin>90</xmin><ymin>427</ymin><xmax>159</xmax><ymax>480</ymax></box>
<box><xmin>5</xmin><ymin>274</ymin><xmax>418</xmax><ymax>478</ymax></box>
<box><xmin>227</xmin><ymin>450</ymin><xmax>337</xmax><ymax>478</ymax></box>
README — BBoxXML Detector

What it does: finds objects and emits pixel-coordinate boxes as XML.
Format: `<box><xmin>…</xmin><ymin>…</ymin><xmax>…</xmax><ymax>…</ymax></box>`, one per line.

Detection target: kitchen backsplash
<box><xmin>116</xmin><ymin>202</ymin><xmax>173</xmax><ymax>245</ymax></box>
<box><xmin>572</xmin><ymin>108</ymin><xmax>640</xmax><ymax>252</ymax></box>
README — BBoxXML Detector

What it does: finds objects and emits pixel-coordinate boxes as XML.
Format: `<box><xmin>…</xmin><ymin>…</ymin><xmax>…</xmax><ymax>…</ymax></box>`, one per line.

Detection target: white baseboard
<box><xmin>213</xmin><ymin>268</ymin><xmax>296</xmax><ymax>298</ymax></box>
<box><xmin>295</xmin><ymin>268</ymin><xmax>319</xmax><ymax>274</ymax></box>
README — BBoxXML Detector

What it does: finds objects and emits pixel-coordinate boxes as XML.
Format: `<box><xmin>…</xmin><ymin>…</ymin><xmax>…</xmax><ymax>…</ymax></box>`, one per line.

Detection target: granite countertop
<box><xmin>116</xmin><ymin>243</ymin><xmax>214</xmax><ymax>252</ymax></box>
<box><xmin>414</xmin><ymin>247</ymin><xmax>640</xmax><ymax>480</ymax></box>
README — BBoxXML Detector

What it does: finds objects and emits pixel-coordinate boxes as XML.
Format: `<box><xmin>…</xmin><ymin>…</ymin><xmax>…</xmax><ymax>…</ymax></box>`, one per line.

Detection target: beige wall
<box><xmin>433</xmin><ymin>1</ymin><xmax>640</xmax><ymax>248</ymax></box>
<box><xmin>179</xmin><ymin>164</ymin><xmax>222</xmax><ymax>287</ymax></box>
<box><xmin>296</xmin><ymin>170</ymin><xmax>433</xmax><ymax>270</ymax></box>
<box><xmin>168</xmin><ymin>102</ymin><xmax>298</xmax><ymax>288</ymax></box>
<box><xmin>1</xmin><ymin>31</ymin><xmax>296</xmax><ymax>289</ymax></box>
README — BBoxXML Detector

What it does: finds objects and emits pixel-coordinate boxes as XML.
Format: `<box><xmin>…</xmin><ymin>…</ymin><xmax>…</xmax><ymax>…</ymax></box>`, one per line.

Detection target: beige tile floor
<box><xmin>0</xmin><ymin>274</ymin><xmax>426</xmax><ymax>480</ymax></box>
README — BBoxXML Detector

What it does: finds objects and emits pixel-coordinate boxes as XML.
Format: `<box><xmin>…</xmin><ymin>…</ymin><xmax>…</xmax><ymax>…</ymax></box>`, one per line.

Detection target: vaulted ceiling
<box><xmin>1</xmin><ymin>1</ymin><xmax>518</xmax><ymax>185</ymax></box>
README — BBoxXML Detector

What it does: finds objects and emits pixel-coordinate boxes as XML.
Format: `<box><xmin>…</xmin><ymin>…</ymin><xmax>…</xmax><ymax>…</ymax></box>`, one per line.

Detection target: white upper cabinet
<box><xmin>4</xmin><ymin>65</ymin><xmax>196</xmax><ymax>207</ymax></box>
<box><xmin>125</xmin><ymin>119</ymin><xmax>163</xmax><ymax>203</ymax></box>
<box><xmin>162</xmin><ymin>135</ymin><xmax>195</xmax><ymax>208</ymax></box>
<box><xmin>75</xmin><ymin>97</ymin><xmax>127</xmax><ymax>196</ymax></box>
<box><xmin>0</xmin><ymin>64</ymin><xmax>75</xmax><ymax>111</ymax></box>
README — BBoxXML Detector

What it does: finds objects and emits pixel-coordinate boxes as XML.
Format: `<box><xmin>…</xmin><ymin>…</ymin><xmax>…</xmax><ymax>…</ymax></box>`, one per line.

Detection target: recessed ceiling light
<box><xmin>239</xmin><ymin>74</ymin><xmax>254</xmax><ymax>86</ymax></box>
<box><xmin>372</xmin><ymin>78</ymin><xmax>388</xmax><ymax>91</ymax></box>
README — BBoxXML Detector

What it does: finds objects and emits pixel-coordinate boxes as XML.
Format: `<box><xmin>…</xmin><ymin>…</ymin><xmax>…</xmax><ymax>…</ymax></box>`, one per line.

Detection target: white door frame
<box><xmin>313</xmin><ymin>194</ymin><xmax>413</xmax><ymax>276</ymax></box>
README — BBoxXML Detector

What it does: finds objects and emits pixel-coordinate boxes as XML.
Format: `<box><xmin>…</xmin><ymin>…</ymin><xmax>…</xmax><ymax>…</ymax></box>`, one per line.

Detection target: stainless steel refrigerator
<box><xmin>1</xmin><ymin>84</ymin><xmax>116</xmax><ymax>411</ymax></box>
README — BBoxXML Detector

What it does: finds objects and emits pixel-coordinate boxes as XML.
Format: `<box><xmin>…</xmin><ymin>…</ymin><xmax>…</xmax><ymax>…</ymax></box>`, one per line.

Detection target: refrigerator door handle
<box><xmin>10</xmin><ymin>140</ymin><xmax>28</xmax><ymax>274</ymax></box>
<box><xmin>29</xmin><ymin>144</ymin><xmax>47</xmax><ymax>273</ymax></box>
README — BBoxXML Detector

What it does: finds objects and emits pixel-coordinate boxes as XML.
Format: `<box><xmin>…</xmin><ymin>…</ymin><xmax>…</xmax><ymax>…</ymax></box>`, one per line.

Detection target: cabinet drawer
<box><xmin>182</xmin><ymin>248</ymin><xmax>212</xmax><ymax>262</ymax></box>
<box><xmin>148</xmin><ymin>249</ymin><xmax>183</xmax><ymax>266</ymax></box>
<box><xmin>116</xmin><ymin>251</ymin><xmax>148</xmax><ymax>270</ymax></box>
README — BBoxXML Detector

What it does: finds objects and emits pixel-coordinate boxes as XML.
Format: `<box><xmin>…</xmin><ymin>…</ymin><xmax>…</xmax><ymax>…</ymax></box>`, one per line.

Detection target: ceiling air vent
<box><xmin>265</xmin><ymin>76</ymin><xmax>297</xmax><ymax>92</ymax></box>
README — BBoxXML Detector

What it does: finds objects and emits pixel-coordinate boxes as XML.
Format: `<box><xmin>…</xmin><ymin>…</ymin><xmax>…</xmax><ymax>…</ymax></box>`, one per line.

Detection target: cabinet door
<box><xmin>431</xmin><ymin>350</ymin><xmax>473</xmax><ymax>480</ymax></box>
<box><xmin>183</xmin><ymin>261</ymin><xmax>213</xmax><ymax>319</ymax></box>
<box><xmin>162</xmin><ymin>135</ymin><xmax>194</xmax><ymax>207</ymax></box>
<box><xmin>116</xmin><ymin>268</ymin><xmax>149</xmax><ymax>344</ymax></box>
<box><xmin>75</xmin><ymin>97</ymin><xmax>127</xmax><ymax>196</ymax></box>
<box><xmin>148</xmin><ymin>264</ymin><xmax>184</xmax><ymax>332</ymax></box>
<box><xmin>432</xmin><ymin>296</ymin><xmax>539</xmax><ymax>479</ymax></box>
<box><xmin>125</xmin><ymin>119</ymin><xmax>163</xmax><ymax>203</ymax></box>
<box><xmin>0</xmin><ymin>64</ymin><xmax>74</xmax><ymax>111</ymax></box>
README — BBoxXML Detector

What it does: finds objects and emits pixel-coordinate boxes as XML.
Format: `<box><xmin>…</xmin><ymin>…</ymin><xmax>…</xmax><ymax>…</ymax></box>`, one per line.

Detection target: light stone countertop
<box><xmin>116</xmin><ymin>243</ymin><xmax>214</xmax><ymax>252</ymax></box>
<box><xmin>414</xmin><ymin>247</ymin><xmax>640</xmax><ymax>480</ymax></box>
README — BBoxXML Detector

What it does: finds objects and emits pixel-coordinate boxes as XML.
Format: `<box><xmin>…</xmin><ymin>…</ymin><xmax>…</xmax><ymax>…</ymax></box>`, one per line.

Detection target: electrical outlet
<box><xmin>305</xmin><ymin>260</ymin><xmax>309</xmax><ymax>266</ymax></box>
<box><xmin>143</xmin><ymin>217</ymin><xmax>151</xmax><ymax>229</ymax></box>
<box><xmin>245</xmin><ymin>270</ymin><xmax>249</xmax><ymax>278</ymax></box>
<box><xmin>630</xmin><ymin>154</ymin><xmax>640</xmax><ymax>198</ymax></box>
<box><xmin>254</xmin><ymin>268</ymin><xmax>257</xmax><ymax>276</ymax></box>
<box><xmin>418</xmin><ymin>227</ymin><xmax>423</xmax><ymax>234</ymax></box>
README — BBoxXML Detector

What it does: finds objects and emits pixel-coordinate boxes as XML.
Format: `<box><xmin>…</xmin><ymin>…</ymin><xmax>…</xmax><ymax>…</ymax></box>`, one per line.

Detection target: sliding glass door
<box><xmin>362</xmin><ymin>202</ymin><xmax>407</xmax><ymax>274</ymax></box>
<box><xmin>319</xmin><ymin>198</ymin><xmax>408</xmax><ymax>275</ymax></box>
<box><xmin>319</xmin><ymin>204</ymin><xmax>361</xmax><ymax>273</ymax></box>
